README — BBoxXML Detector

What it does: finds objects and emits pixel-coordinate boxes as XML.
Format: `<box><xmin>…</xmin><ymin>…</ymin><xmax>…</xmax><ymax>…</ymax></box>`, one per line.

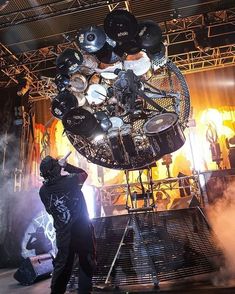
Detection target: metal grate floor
<box><xmin>92</xmin><ymin>208</ymin><xmax>222</xmax><ymax>287</ymax></box>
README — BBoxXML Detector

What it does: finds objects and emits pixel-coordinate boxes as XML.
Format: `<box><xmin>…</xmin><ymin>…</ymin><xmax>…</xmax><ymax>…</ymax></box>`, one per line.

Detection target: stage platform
<box><xmin>1</xmin><ymin>268</ymin><xmax>235</xmax><ymax>294</ymax></box>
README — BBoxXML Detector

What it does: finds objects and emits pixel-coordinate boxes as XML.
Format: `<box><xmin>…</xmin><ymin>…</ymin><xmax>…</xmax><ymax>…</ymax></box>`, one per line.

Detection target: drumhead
<box><xmin>73</xmin><ymin>92</ymin><xmax>87</xmax><ymax>107</ymax></box>
<box><xmin>86</xmin><ymin>84</ymin><xmax>107</xmax><ymax>105</ymax></box>
<box><xmin>110</xmin><ymin>116</ymin><xmax>124</xmax><ymax>128</ymax></box>
<box><xmin>70</xmin><ymin>73</ymin><xmax>88</xmax><ymax>93</ymax></box>
<box><xmin>124</xmin><ymin>51</ymin><xmax>151</xmax><ymax>76</ymax></box>
<box><xmin>143</xmin><ymin>112</ymin><xmax>178</xmax><ymax>134</ymax></box>
<box><xmin>62</xmin><ymin>107</ymin><xmax>99</xmax><ymax>137</ymax></box>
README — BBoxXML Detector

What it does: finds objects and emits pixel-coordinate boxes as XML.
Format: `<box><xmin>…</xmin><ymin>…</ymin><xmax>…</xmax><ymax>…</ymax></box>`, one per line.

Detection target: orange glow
<box><xmin>32</xmin><ymin>107</ymin><xmax>235</xmax><ymax>187</ymax></box>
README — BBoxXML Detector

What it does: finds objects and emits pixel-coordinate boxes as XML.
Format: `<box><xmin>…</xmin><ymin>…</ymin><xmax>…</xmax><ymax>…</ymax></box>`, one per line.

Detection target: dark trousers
<box><xmin>51</xmin><ymin>220</ymin><xmax>96</xmax><ymax>294</ymax></box>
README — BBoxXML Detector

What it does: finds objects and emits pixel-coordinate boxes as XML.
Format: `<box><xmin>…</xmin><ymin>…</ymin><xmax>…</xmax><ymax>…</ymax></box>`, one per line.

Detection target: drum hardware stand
<box><xmin>162</xmin><ymin>154</ymin><xmax>173</xmax><ymax>178</ymax></box>
<box><xmin>114</xmin><ymin>69</ymin><xmax>168</xmax><ymax>115</ymax></box>
<box><xmin>125</xmin><ymin>167</ymin><xmax>156</xmax><ymax>213</ymax></box>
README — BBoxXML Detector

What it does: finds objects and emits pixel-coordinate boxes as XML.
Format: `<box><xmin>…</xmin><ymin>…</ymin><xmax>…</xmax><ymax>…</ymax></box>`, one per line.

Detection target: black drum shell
<box><xmin>56</xmin><ymin>48</ymin><xmax>83</xmax><ymax>75</ymax></box>
<box><xmin>51</xmin><ymin>91</ymin><xmax>78</xmax><ymax>119</ymax></box>
<box><xmin>144</xmin><ymin>113</ymin><xmax>185</xmax><ymax>156</ymax></box>
<box><xmin>137</xmin><ymin>20</ymin><xmax>162</xmax><ymax>54</ymax></box>
<box><xmin>62</xmin><ymin>107</ymin><xmax>101</xmax><ymax>138</ymax></box>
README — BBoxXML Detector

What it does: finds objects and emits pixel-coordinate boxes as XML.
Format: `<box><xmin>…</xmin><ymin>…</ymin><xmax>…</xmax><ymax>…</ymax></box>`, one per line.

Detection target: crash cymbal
<box><xmin>76</xmin><ymin>25</ymin><xmax>106</xmax><ymax>53</ymax></box>
<box><xmin>104</xmin><ymin>9</ymin><xmax>138</xmax><ymax>43</ymax></box>
<box><xmin>56</xmin><ymin>48</ymin><xmax>83</xmax><ymax>75</ymax></box>
<box><xmin>137</xmin><ymin>20</ymin><xmax>163</xmax><ymax>54</ymax></box>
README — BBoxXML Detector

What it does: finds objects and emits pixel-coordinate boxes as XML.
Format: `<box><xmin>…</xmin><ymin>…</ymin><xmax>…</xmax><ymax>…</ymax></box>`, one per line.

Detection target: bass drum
<box><xmin>143</xmin><ymin>112</ymin><xmax>185</xmax><ymax>157</ymax></box>
<box><xmin>62</xmin><ymin>107</ymin><xmax>101</xmax><ymax>138</ymax></box>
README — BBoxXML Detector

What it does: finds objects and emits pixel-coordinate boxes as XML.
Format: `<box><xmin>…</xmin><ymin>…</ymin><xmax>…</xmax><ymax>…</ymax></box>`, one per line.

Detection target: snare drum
<box><xmin>70</xmin><ymin>73</ymin><xmax>88</xmax><ymax>93</ymax></box>
<box><xmin>124</xmin><ymin>51</ymin><xmax>151</xmax><ymax>76</ymax></box>
<box><xmin>143</xmin><ymin>112</ymin><xmax>185</xmax><ymax>156</ymax></box>
<box><xmin>86</xmin><ymin>84</ymin><xmax>107</xmax><ymax>105</ymax></box>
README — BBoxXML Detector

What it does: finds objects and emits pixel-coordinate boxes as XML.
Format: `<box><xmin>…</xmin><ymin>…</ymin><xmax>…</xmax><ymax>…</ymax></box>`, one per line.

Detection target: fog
<box><xmin>207</xmin><ymin>181</ymin><xmax>235</xmax><ymax>286</ymax></box>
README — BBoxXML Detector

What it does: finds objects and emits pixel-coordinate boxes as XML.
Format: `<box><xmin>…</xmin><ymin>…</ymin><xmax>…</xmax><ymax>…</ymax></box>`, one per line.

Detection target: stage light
<box><xmin>170</xmin><ymin>8</ymin><xmax>181</xmax><ymax>23</ymax></box>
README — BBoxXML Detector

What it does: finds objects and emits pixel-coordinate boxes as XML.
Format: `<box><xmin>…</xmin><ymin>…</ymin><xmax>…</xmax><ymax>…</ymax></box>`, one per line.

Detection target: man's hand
<box><xmin>58</xmin><ymin>158</ymin><xmax>67</xmax><ymax>167</ymax></box>
<box><xmin>58</xmin><ymin>151</ymin><xmax>72</xmax><ymax>167</ymax></box>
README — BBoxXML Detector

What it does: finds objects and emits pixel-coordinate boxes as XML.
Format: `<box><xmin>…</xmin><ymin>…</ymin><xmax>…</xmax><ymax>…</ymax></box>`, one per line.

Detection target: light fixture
<box><xmin>170</xmin><ymin>8</ymin><xmax>181</xmax><ymax>23</ymax></box>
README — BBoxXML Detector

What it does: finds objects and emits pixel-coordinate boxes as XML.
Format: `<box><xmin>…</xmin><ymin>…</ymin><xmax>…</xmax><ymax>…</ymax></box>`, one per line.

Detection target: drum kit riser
<box><xmin>49</xmin><ymin>9</ymin><xmax>188</xmax><ymax>170</ymax></box>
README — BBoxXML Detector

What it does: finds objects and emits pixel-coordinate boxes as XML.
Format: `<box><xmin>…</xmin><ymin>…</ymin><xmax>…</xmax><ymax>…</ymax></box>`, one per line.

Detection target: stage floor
<box><xmin>1</xmin><ymin>269</ymin><xmax>235</xmax><ymax>294</ymax></box>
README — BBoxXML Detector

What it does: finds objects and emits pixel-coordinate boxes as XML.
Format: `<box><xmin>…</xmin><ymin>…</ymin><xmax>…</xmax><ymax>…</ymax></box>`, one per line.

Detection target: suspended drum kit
<box><xmin>50</xmin><ymin>9</ymin><xmax>190</xmax><ymax>170</ymax></box>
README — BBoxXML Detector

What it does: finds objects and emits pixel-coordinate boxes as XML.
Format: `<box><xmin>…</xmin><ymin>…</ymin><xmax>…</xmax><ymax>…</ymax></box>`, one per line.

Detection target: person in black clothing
<box><xmin>39</xmin><ymin>155</ymin><xmax>96</xmax><ymax>294</ymax></box>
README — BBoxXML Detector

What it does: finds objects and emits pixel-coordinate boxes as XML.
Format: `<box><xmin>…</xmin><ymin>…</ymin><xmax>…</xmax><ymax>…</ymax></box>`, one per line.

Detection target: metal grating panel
<box><xmin>92</xmin><ymin>214</ymin><xmax>130</xmax><ymax>285</ymax></box>
<box><xmin>92</xmin><ymin>208</ymin><xmax>222</xmax><ymax>287</ymax></box>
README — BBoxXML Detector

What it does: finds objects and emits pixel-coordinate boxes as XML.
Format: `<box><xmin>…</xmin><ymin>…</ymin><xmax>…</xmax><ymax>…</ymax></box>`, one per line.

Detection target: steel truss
<box><xmin>99</xmin><ymin>175</ymin><xmax>201</xmax><ymax>208</ymax></box>
<box><xmin>0</xmin><ymin>8</ymin><xmax>235</xmax><ymax>100</ymax></box>
<box><xmin>1</xmin><ymin>42</ymin><xmax>234</xmax><ymax>101</ymax></box>
<box><xmin>0</xmin><ymin>0</ymin><xmax>130</xmax><ymax>29</ymax></box>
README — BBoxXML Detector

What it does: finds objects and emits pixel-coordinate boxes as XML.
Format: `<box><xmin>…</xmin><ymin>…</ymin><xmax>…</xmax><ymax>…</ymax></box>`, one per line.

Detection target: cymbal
<box><xmin>104</xmin><ymin>9</ymin><xmax>138</xmax><ymax>43</ymax></box>
<box><xmin>76</xmin><ymin>25</ymin><xmax>106</xmax><ymax>53</ymax></box>
<box><xmin>137</xmin><ymin>20</ymin><xmax>163</xmax><ymax>54</ymax></box>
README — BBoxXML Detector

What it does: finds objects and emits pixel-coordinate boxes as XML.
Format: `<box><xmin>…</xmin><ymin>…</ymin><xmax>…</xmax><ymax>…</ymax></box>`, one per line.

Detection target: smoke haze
<box><xmin>207</xmin><ymin>180</ymin><xmax>235</xmax><ymax>285</ymax></box>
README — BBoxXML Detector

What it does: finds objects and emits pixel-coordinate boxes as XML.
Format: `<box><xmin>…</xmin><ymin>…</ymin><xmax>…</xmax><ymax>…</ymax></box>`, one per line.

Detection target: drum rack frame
<box><xmin>99</xmin><ymin>173</ymin><xmax>202</xmax><ymax>212</ymax></box>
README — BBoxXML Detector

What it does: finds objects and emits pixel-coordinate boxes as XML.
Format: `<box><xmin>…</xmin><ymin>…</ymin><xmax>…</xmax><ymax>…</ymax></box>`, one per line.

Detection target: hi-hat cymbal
<box><xmin>104</xmin><ymin>9</ymin><xmax>138</xmax><ymax>43</ymax></box>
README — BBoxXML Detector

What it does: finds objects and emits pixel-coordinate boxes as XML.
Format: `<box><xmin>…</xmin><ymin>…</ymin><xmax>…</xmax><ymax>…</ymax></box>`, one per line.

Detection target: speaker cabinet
<box><xmin>170</xmin><ymin>195</ymin><xmax>200</xmax><ymax>210</ymax></box>
<box><xmin>14</xmin><ymin>253</ymin><xmax>53</xmax><ymax>285</ymax></box>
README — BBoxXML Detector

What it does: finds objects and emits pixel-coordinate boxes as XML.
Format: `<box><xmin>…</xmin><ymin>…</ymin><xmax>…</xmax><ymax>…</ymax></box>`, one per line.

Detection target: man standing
<box><xmin>39</xmin><ymin>155</ymin><xmax>96</xmax><ymax>294</ymax></box>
